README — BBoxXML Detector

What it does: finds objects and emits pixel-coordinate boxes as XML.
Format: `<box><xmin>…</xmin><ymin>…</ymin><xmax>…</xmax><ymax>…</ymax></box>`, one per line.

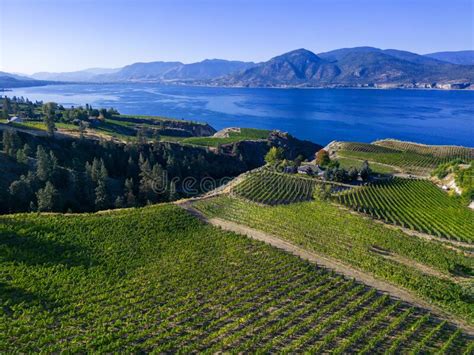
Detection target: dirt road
<box><xmin>178</xmin><ymin>201</ymin><xmax>474</xmax><ymax>335</ymax></box>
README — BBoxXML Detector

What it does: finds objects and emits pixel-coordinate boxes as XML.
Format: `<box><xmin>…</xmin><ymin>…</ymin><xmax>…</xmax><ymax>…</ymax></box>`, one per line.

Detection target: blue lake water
<box><xmin>6</xmin><ymin>83</ymin><xmax>474</xmax><ymax>147</ymax></box>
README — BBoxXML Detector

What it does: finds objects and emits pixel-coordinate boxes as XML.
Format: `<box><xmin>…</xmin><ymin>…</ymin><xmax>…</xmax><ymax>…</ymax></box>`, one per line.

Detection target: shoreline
<box><xmin>3</xmin><ymin>81</ymin><xmax>474</xmax><ymax>92</ymax></box>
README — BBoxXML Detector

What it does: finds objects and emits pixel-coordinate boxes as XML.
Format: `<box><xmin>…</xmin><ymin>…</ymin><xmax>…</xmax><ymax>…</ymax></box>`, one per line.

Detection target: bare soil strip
<box><xmin>178</xmin><ymin>201</ymin><xmax>474</xmax><ymax>335</ymax></box>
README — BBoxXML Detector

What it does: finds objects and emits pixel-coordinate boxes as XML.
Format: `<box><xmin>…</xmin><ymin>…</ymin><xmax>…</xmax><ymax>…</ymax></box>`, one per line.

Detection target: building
<box><xmin>297</xmin><ymin>164</ymin><xmax>324</xmax><ymax>176</ymax></box>
<box><xmin>283</xmin><ymin>166</ymin><xmax>297</xmax><ymax>174</ymax></box>
<box><xmin>7</xmin><ymin>116</ymin><xmax>22</xmax><ymax>123</ymax></box>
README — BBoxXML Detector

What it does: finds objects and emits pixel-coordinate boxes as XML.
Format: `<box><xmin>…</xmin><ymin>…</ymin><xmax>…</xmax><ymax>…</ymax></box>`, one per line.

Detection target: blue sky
<box><xmin>0</xmin><ymin>0</ymin><xmax>472</xmax><ymax>74</ymax></box>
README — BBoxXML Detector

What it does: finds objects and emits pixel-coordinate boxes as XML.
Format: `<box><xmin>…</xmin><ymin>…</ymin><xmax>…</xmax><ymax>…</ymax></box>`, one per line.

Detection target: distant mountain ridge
<box><xmin>424</xmin><ymin>50</ymin><xmax>474</xmax><ymax>65</ymax></box>
<box><xmin>2</xmin><ymin>48</ymin><xmax>474</xmax><ymax>89</ymax></box>
<box><xmin>31</xmin><ymin>59</ymin><xmax>256</xmax><ymax>83</ymax></box>
<box><xmin>0</xmin><ymin>71</ymin><xmax>52</xmax><ymax>89</ymax></box>
<box><xmin>219</xmin><ymin>47</ymin><xmax>474</xmax><ymax>89</ymax></box>
<box><xmin>31</xmin><ymin>68</ymin><xmax>121</xmax><ymax>82</ymax></box>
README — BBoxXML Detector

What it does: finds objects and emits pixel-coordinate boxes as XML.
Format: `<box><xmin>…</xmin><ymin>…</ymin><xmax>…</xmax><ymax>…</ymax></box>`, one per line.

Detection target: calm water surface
<box><xmin>6</xmin><ymin>83</ymin><xmax>474</xmax><ymax>146</ymax></box>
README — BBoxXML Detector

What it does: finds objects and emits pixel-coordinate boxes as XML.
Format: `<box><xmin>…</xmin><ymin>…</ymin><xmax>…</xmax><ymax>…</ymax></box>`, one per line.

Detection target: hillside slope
<box><xmin>1</xmin><ymin>204</ymin><xmax>472</xmax><ymax>351</ymax></box>
<box><xmin>425</xmin><ymin>50</ymin><xmax>474</xmax><ymax>65</ymax></box>
<box><xmin>220</xmin><ymin>47</ymin><xmax>474</xmax><ymax>88</ymax></box>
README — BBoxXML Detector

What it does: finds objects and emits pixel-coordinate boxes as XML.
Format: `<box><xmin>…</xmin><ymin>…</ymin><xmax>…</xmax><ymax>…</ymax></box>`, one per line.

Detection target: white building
<box><xmin>8</xmin><ymin>116</ymin><xmax>22</xmax><ymax>123</ymax></box>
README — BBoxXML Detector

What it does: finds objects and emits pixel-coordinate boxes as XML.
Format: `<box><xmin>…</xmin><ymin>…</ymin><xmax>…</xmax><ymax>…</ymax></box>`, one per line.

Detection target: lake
<box><xmin>5</xmin><ymin>83</ymin><xmax>474</xmax><ymax>147</ymax></box>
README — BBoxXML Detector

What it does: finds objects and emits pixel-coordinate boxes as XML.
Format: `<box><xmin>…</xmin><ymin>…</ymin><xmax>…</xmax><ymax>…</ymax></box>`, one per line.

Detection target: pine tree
<box><xmin>360</xmin><ymin>160</ymin><xmax>372</xmax><ymax>181</ymax></box>
<box><xmin>2</xmin><ymin>129</ymin><xmax>21</xmax><ymax>157</ymax></box>
<box><xmin>16</xmin><ymin>147</ymin><xmax>28</xmax><ymax>164</ymax></box>
<box><xmin>124</xmin><ymin>178</ymin><xmax>137</xmax><ymax>207</ymax></box>
<box><xmin>42</xmin><ymin>102</ymin><xmax>57</xmax><ymax>137</ymax></box>
<box><xmin>36</xmin><ymin>181</ymin><xmax>58</xmax><ymax>212</ymax></box>
<box><xmin>2</xmin><ymin>97</ymin><xmax>11</xmax><ymax>120</ymax></box>
<box><xmin>36</xmin><ymin>146</ymin><xmax>52</xmax><ymax>181</ymax></box>
<box><xmin>94</xmin><ymin>180</ymin><xmax>108</xmax><ymax>210</ymax></box>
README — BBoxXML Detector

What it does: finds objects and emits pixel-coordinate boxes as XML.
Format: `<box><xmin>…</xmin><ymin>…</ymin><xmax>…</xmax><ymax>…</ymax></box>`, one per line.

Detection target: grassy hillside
<box><xmin>0</xmin><ymin>204</ymin><xmax>472</xmax><ymax>352</ymax></box>
<box><xmin>194</xmin><ymin>196</ymin><xmax>474</xmax><ymax>324</ymax></box>
<box><xmin>182</xmin><ymin>128</ymin><xmax>270</xmax><ymax>147</ymax></box>
<box><xmin>336</xmin><ymin>178</ymin><xmax>474</xmax><ymax>242</ymax></box>
<box><xmin>336</xmin><ymin>156</ymin><xmax>398</xmax><ymax>174</ymax></box>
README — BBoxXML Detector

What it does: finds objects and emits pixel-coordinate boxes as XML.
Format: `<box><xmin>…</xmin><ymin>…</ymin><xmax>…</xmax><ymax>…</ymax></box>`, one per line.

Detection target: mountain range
<box><xmin>2</xmin><ymin>48</ymin><xmax>474</xmax><ymax>89</ymax></box>
<box><xmin>220</xmin><ymin>48</ymin><xmax>474</xmax><ymax>88</ymax></box>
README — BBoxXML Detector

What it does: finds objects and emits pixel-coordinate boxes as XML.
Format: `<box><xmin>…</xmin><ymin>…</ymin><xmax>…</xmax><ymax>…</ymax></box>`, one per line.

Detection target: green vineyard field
<box><xmin>375</xmin><ymin>139</ymin><xmax>474</xmax><ymax>159</ymax></box>
<box><xmin>336</xmin><ymin>178</ymin><xmax>474</xmax><ymax>243</ymax></box>
<box><xmin>0</xmin><ymin>204</ymin><xmax>472</xmax><ymax>352</ymax></box>
<box><xmin>231</xmin><ymin>170</ymin><xmax>320</xmax><ymax>205</ymax></box>
<box><xmin>338</xmin><ymin>141</ymin><xmax>474</xmax><ymax>175</ymax></box>
<box><xmin>2</xmin><ymin>204</ymin><xmax>472</xmax><ymax>351</ymax></box>
<box><xmin>194</xmin><ymin>196</ymin><xmax>474</xmax><ymax>324</ymax></box>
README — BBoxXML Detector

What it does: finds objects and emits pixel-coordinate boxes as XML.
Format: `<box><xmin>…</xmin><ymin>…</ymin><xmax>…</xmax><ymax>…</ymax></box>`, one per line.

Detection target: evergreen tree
<box><xmin>36</xmin><ymin>146</ymin><xmax>57</xmax><ymax>181</ymax></box>
<box><xmin>114</xmin><ymin>196</ymin><xmax>125</xmax><ymax>208</ymax></box>
<box><xmin>42</xmin><ymin>102</ymin><xmax>57</xmax><ymax>137</ymax></box>
<box><xmin>9</xmin><ymin>175</ymin><xmax>34</xmax><ymax>212</ymax></box>
<box><xmin>124</xmin><ymin>178</ymin><xmax>137</xmax><ymax>207</ymax></box>
<box><xmin>2</xmin><ymin>129</ymin><xmax>21</xmax><ymax>157</ymax></box>
<box><xmin>2</xmin><ymin>97</ymin><xmax>11</xmax><ymax>120</ymax></box>
<box><xmin>36</xmin><ymin>181</ymin><xmax>58</xmax><ymax>212</ymax></box>
<box><xmin>360</xmin><ymin>160</ymin><xmax>372</xmax><ymax>181</ymax></box>
<box><xmin>94</xmin><ymin>180</ymin><xmax>108</xmax><ymax>210</ymax></box>
<box><xmin>16</xmin><ymin>147</ymin><xmax>28</xmax><ymax>164</ymax></box>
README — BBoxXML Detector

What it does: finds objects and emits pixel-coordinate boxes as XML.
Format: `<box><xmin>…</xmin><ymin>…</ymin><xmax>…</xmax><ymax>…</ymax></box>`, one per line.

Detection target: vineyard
<box><xmin>231</xmin><ymin>170</ymin><xmax>320</xmax><ymax>205</ymax></box>
<box><xmin>337</xmin><ymin>141</ymin><xmax>474</xmax><ymax>175</ymax></box>
<box><xmin>194</xmin><ymin>196</ymin><xmax>474</xmax><ymax>324</ymax></box>
<box><xmin>0</xmin><ymin>204</ymin><xmax>472</xmax><ymax>352</ymax></box>
<box><xmin>336</xmin><ymin>178</ymin><xmax>474</xmax><ymax>243</ymax></box>
<box><xmin>375</xmin><ymin>139</ymin><xmax>474</xmax><ymax>159</ymax></box>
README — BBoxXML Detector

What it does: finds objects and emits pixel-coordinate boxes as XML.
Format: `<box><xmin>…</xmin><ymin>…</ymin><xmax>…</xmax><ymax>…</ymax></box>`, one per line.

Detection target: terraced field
<box><xmin>231</xmin><ymin>170</ymin><xmax>320</xmax><ymax>204</ymax></box>
<box><xmin>182</xmin><ymin>128</ymin><xmax>270</xmax><ymax>147</ymax></box>
<box><xmin>375</xmin><ymin>140</ymin><xmax>474</xmax><ymax>159</ymax></box>
<box><xmin>338</xmin><ymin>141</ymin><xmax>474</xmax><ymax>175</ymax></box>
<box><xmin>0</xmin><ymin>204</ymin><xmax>472</xmax><ymax>352</ymax></box>
<box><xmin>194</xmin><ymin>196</ymin><xmax>474</xmax><ymax>324</ymax></box>
<box><xmin>336</xmin><ymin>178</ymin><xmax>474</xmax><ymax>243</ymax></box>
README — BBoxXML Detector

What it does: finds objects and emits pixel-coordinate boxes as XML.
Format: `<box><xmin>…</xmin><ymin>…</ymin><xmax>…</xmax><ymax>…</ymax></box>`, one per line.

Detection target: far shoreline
<box><xmin>3</xmin><ymin>81</ymin><xmax>474</xmax><ymax>92</ymax></box>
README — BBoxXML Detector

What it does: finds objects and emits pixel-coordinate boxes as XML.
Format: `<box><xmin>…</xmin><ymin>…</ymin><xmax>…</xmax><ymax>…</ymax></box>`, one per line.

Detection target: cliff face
<box><xmin>219</xmin><ymin>131</ymin><xmax>322</xmax><ymax>168</ymax></box>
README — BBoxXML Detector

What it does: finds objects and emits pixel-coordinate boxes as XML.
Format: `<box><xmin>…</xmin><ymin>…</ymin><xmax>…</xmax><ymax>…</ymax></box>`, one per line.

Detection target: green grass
<box><xmin>9</xmin><ymin>121</ymin><xmax>46</xmax><ymax>131</ymax></box>
<box><xmin>2</xmin><ymin>205</ymin><xmax>472</xmax><ymax>351</ymax></box>
<box><xmin>182</xmin><ymin>128</ymin><xmax>270</xmax><ymax>147</ymax></box>
<box><xmin>336</xmin><ymin>178</ymin><xmax>474</xmax><ymax>242</ymax></box>
<box><xmin>337</xmin><ymin>156</ymin><xmax>398</xmax><ymax>174</ymax></box>
<box><xmin>9</xmin><ymin>121</ymin><xmax>80</xmax><ymax>132</ymax></box>
<box><xmin>117</xmin><ymin>114</ymin><xmax>205</xmax><ymax>125</ymax></box>
<box><xmin>194</xmin><ymin>196</ymin><xmax>474</xmax><ymax>324</ymax></box>
<box><xmin>338</xmin><ymin>142</ymin><xmax>473</xmax><ymax>176</ymax></box>
<box><xmin>228</xmin><ymin>128</ymin><xmax>271</xmax><ymax>139</ymax></box>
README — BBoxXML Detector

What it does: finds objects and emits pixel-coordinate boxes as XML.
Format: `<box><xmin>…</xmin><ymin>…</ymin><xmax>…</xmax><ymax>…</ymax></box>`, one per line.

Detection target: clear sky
<box><xmin>0</xmin><ymin>0</ymin><xmax>472</xmax><ymax>74</ymax></box>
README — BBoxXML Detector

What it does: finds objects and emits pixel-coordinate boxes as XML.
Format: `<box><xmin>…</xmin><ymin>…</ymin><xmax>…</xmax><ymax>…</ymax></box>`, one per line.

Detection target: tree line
<box><xmin>0</xmin><ymin>129</ymin><xmax>249</xmax><ymax>214</ymax></box>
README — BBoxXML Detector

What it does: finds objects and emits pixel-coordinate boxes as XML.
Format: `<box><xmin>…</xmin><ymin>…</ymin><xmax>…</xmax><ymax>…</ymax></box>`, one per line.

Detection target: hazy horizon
<box><xmin>1</xmin><ymin>0</ymin><xmax>473</xmax><ymax>74</ymax></box>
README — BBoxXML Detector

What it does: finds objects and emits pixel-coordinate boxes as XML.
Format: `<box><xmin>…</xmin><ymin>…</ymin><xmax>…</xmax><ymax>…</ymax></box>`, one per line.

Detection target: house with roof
<box><xmin>7</xmin><ymin>116</ymin><xmax>22</xmax><ymax>124</ymax></box>
<box><xmin>297</xmin><ymin>164</ymin><xmax>324</xmax><ymax>176</ymax></box>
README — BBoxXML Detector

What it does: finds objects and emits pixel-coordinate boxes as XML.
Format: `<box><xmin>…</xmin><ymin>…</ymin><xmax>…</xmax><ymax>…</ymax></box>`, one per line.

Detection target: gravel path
<box><xmin>178</xmin><ymin>201</ymin><xmax>474</xmax><ymax>335</ymax></box>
